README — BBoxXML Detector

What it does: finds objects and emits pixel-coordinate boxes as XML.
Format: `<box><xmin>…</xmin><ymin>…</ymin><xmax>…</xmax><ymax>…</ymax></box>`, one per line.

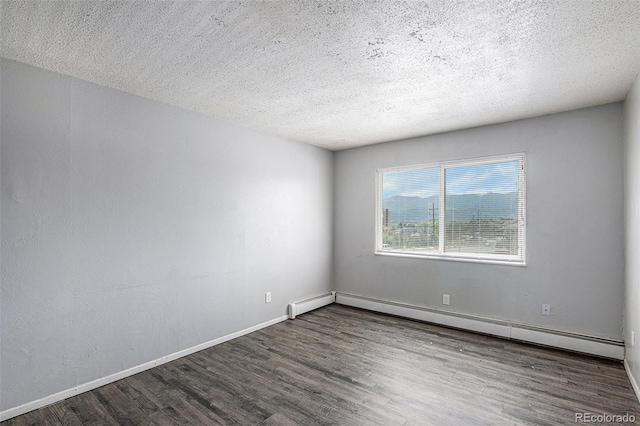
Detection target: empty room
<box><xmin>2</xmin><ymin>0</ymin><xmax>640</xmax><ymax>424</ymax></box>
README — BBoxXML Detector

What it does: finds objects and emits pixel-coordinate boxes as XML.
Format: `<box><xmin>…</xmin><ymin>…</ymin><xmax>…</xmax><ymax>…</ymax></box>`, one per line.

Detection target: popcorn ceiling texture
<box><xmin>1</xmin><ymin>0</ymin><xmax>639</xmax><ymax>150</ymax></box>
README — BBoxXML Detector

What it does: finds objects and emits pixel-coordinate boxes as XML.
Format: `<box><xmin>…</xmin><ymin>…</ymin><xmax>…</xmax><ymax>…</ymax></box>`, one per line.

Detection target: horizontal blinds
<box><xmin>444</xmin><ymin>159</ymin><xmax>523</xmax><ymax>257</ymax></box>
<box><xmin>378</xmin><ymin>155</ymin><xmax>525</xmax><ymax>263</ymax></box>
<box><xmin>381</xmin><ymin>167</ymin><xmax>440</xmax><ymax>253</ymax></box>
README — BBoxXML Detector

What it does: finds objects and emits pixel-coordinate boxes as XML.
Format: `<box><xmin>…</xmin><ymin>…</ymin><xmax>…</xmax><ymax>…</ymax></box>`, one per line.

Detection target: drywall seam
<box><xmin>0</xmin><ymin>315</ymin><xmax>288</xmax><ymax>422</ymax></box>
<box><xmin>336</xmin><ymin>292</ymin><xmax>624</xmax><ymax>360</ymax></box>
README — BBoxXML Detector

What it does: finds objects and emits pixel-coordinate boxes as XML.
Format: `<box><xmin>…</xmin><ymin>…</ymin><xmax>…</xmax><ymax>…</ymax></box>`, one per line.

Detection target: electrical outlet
<box><xmin>632</xmin><ymin>331</ymin><xmax>635</xmax><ymax>348</ymax></box>
<box><xmin>541</xmin><ymin>304</ymin><xmax>551</xmax><ymax>316</ymax></box>
<box><xmin>265</xmin><ymin>292</ymin><xmax>271</xmax><ymax>303</ymax></box>
<box><xmin>443</xmin><ymin>294</ymin><xmax>450</xmax><ymax>305</ymax></box>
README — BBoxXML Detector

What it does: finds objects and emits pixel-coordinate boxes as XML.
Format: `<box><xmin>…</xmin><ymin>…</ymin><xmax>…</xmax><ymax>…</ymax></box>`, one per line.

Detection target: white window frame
<box><xmin>375</xmin><ymin>153</ymin><xmax>526</xmax><ymax>266</ymax></box>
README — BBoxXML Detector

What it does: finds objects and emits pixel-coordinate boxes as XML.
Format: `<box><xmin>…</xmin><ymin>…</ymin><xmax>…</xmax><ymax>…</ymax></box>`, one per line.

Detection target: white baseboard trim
<box><xmin>0</xmin><ymin>315</ymin><xmax>288</xmax><ymax>422</ymax></box>
<box><xmin>288</xmin><ymin>291</ymin><xmax>336</xmax><ymax>319</ymax></box>
<box><xmin>624</xmin><ymin>359</ymin><xmax>640</xmax><ymax>403</ymax></box>
<box><xmin>336</xmin><ymin>292</ymin><xmax>625</xmax><ymax>360</ymax></box>
<box><xmin>3</xmin><ymin>293</ymin><xmax>629</xmax><ymax>421</ymax></box>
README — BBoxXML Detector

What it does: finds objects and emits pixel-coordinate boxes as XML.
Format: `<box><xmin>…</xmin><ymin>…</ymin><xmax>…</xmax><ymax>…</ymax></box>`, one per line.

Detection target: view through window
<box><xmin>377</xmin><ymin>154</ymin><xmax>525</xmax><ymax>264</ymax></box>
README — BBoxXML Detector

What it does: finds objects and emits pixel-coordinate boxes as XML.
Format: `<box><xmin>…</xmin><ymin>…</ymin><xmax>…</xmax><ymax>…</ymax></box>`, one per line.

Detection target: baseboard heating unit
<box><xmin>335</xmin><ymin>292</ymin><xmax>625</xmax><ymax>360</ymax></box>
<box><xmin>288</xmin><ymin>291</ymin><xmax>336</xmax><ymax>319</ymax></box>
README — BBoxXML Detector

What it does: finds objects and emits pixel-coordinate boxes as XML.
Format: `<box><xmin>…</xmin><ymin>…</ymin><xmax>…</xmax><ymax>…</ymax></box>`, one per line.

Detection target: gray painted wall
<box><xmin>0</xmin><ymin>59</ymin><xmax>334</xmax><ymax>411</ymax></box>
<box><xmin>624</xmin><ymin>74</ymin><xmax>640</xmax><ymax>393</ymax></box>
<box><xmin>334</xmin><ymin>104</ymin><xmax>624</xmax><ymax>339</ymax></box>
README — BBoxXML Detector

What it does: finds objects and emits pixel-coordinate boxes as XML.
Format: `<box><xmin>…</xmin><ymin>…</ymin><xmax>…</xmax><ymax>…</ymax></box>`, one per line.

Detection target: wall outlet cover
<box><xmin>542</xmin><ymin>304</ymin><xmax>551</xmax><ymax>316</ymax></box>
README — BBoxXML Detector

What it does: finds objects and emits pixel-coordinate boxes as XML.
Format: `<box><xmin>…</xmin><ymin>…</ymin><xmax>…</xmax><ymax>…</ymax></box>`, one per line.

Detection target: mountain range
<box><xmin>383</xmin><ymin>192</ymin><xmax>519</xmax><ymax>224</ymax></box>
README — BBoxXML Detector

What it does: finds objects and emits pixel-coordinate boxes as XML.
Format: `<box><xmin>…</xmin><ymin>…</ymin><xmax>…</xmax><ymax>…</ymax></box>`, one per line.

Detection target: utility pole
<box><xmin>428</xmin><ymin>203</ymin><xmax>438</xmax><ymax>238</ymax></box>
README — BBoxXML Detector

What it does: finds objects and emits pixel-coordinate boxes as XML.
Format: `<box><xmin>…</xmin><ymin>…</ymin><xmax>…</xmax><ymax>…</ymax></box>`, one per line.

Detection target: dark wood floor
<box><xmin>4</xmin><ymin>304</ymin><xmax>640</xmax><ymax>425</ymax></box>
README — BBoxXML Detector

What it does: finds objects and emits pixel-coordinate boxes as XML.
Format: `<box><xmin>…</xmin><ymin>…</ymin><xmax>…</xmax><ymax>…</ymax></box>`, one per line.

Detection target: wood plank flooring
<box><xmin>4</xmin><ymin>304</ymin><xmax>640</xmax><ymax>425</ymax></box>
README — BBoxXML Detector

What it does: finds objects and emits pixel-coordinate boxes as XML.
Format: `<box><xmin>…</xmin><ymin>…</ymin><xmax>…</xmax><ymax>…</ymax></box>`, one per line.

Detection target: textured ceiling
<box><xmin>1</xmin><ymin>1</ymin><xmax>639</xmax><ymax>150</ymax></box>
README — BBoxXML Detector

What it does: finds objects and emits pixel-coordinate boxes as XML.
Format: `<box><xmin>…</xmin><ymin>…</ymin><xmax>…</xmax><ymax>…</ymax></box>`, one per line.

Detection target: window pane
<box><xmin>382</xmin><ymin>167</ymin><xmax>439</xmax><ymax>253</ymax></box>
<box><xmin>444</xmin><ymin>161</ymin><xmax>520</xmax><ymax>256</ymax></box>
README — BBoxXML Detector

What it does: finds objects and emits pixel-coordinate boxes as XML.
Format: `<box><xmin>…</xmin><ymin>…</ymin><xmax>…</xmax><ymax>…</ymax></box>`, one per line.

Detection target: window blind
<box><xmin>377</xmin><ymin>154</ymin><xmax>525</xmax><ymax>264</ymax></box>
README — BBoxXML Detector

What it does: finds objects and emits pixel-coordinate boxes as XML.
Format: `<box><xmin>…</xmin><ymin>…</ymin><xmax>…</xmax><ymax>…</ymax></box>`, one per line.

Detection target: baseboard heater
<box><xmin>288</xmin><ymin>291</ymin><xmax>336</xmax><ymax>319</ymax></box>
<box><xmin>335</xmin><ymin>292</ymin><xmax>625</xmax><ymax>360</ymax></box>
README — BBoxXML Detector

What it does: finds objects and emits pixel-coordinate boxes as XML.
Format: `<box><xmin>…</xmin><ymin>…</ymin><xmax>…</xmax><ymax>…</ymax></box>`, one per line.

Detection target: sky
<box><xmin>383</xmin><ymin>160</ymin><xmax>519</xmax><ymax>198</ymax></box>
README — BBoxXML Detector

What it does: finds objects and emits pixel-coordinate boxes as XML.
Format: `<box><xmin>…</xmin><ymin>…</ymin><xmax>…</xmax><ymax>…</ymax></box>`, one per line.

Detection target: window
<box><xmin>376</xmin><ymin>154</ymin><xmax>525</xmax><ymax>265</ymax></box>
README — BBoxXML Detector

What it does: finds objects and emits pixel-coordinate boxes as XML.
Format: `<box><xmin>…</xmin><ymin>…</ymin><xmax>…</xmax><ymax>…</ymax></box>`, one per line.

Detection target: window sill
<box><xmin>374</xmin><ymin>250</ymin><xmax>526</xmax><ymax>267</ymax></box>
